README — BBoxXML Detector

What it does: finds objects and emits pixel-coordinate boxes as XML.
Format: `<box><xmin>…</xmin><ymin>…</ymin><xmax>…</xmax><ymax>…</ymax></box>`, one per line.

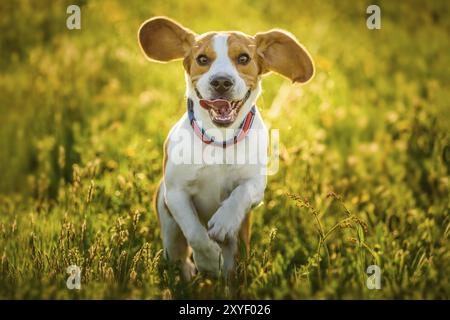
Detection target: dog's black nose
<box><xmin>210</xmin><ymin>76</ymin><xmax>234</xmax><ymax>94</ymax></box>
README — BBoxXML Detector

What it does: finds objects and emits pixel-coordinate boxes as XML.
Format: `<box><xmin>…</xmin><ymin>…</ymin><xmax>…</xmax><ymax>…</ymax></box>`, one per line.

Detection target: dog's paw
<box><xmin>181</xmin><ymin>259</ymin><xmax>197</xmax><ymax>281</ymax></box>
<box><xmin>207</xmin><ymin>207</ymin><xmax>237</xmax><ymax>243</ymax></box>
<box><xmin>193</xmin><ymin>239</ymin><xmax>223</xmax><ymax>277</ymax></box>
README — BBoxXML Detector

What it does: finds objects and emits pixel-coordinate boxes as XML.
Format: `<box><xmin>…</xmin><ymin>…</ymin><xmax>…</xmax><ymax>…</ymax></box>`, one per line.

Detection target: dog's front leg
<box><xmin>165</xmin><ymin>188</ymin><xmax>223</xmax><ymax>276</ymax></box>
<box><xmin>207</xmin><ymin>177</ymin><xmax>265</xmax><ymax>275</ymax></box>
<box><xmin>207</xmin><ymin>176</ymin><xmax>266</xmax><ymax>273</ymax></box>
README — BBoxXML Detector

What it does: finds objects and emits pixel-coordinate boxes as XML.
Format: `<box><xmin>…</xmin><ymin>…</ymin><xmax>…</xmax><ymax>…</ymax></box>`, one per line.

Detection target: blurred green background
<box><xmin>0</xmin><ymin>0</ymin><xmax>449</xmax><ymax>299</ymax></box>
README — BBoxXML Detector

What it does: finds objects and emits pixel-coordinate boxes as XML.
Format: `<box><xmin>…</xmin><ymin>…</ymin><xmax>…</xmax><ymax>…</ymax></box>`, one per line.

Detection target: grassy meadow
<box><xmin>0</xmin><ymin>0</ymin><xmax>449</xmax><ymax>299</ymax></box>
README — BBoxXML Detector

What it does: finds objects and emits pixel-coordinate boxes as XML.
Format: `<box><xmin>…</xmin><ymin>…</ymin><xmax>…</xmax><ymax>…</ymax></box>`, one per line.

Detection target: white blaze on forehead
<box><xmin>211</xmin><ymin>33</ymin><xmax>232</xmax><ymax>71</ymax></box>
<box><xmin>209</xmin><ymin>33</ymin><xmax>247</xmax><ymax>97</ymax></box>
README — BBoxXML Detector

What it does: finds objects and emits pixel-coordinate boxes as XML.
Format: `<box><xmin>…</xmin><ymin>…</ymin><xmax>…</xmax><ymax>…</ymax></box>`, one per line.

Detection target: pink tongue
<box><xmin>199</xmin><ymin>99</ymin><xmax>231</xmax><ymax>112</ymax></box>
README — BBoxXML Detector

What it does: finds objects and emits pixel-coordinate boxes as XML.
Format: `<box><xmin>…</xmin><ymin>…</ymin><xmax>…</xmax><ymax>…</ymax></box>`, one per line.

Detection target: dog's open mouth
<box><xmin>196</xmin><ymin>89</ymin><xmax>251</xmax><ymax>126</ymax></box>
<box><xmin>200</xmin><ymin>99</ymin><xmax>242</xmax><ymax>126</ymax></box>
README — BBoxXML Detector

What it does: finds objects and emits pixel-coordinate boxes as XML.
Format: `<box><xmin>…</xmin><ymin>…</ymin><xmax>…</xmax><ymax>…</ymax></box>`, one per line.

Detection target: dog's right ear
<box><xmin>138</xmin><ymin>17</ymin><xmax>196</xmax><ymax>62</ymax></box>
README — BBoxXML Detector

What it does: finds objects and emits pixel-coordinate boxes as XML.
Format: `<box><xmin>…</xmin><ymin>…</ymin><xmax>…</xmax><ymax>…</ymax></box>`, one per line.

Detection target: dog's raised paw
<box><xmin>207</xmin><ymin>208</ymin><xmax>236</xmax><ymax>242</ymax></box>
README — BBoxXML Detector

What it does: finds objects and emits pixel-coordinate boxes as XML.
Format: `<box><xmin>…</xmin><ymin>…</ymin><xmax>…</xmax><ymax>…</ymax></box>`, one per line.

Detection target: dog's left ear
<box><xmin>255</xmin><ymin>30</ymin><xmax>314</xmax><ymax>83</ymax></box>
<box><xmin>138</xmin><ymin>16</ymin><xmax>196</xmax><ymax>62</ymax></box>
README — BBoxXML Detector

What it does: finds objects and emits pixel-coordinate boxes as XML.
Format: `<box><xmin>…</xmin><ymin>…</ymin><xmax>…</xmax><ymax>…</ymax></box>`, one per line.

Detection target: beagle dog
<box><xmin>138</xmin><ymin>17</ymin><xmax>314</xmax><ymax>279</ymax></box>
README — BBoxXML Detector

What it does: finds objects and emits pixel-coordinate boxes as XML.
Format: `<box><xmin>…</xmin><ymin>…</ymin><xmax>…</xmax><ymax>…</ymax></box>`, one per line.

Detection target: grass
<box><xmin>0</xmin><ymin>0</ymin><xmax>449</xmax><ymax>299</ymax></box>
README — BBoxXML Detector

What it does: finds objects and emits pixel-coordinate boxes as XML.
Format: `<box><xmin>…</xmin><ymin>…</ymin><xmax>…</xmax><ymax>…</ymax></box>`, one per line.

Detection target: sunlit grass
<box><xmin>0</xmin><ymin>0</ymin><xmax>449</xmax><ymax>299</ymax></box>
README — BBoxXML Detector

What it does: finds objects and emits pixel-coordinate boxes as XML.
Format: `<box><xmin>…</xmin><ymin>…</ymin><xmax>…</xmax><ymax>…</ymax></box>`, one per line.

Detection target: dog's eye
<box><xmin>196</xmin><ymin>55</ymin><xmax>209</xmax><ymax>66</ymax></box>
<box><xmin>237</xmin><ymin>53</ymin><xmax>250</xmax><ymax>65</ymax></box>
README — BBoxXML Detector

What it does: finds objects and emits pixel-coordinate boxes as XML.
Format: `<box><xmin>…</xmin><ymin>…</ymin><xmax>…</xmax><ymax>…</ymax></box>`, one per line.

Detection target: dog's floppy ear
<box><xmin>255</xmin><ymin>29</ymin><xmax>314</xmax><ymax>83</ymax></box>
<box><xmin>138</xmin><ymin>16</ymin><xmax>196</xmax><ymax>62</ymax></box>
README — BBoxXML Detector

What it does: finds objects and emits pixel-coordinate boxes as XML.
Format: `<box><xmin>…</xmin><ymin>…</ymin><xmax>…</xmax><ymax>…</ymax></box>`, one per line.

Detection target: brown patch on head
<box><xmin>227</xmin><ymin>32</ymin><xmax>260</xmax><ymax>89</ymax></box>
<box><xmin>183</xmin><ymin>32</ymin><xmax>217</xmax><ymax>86</ymax></box>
